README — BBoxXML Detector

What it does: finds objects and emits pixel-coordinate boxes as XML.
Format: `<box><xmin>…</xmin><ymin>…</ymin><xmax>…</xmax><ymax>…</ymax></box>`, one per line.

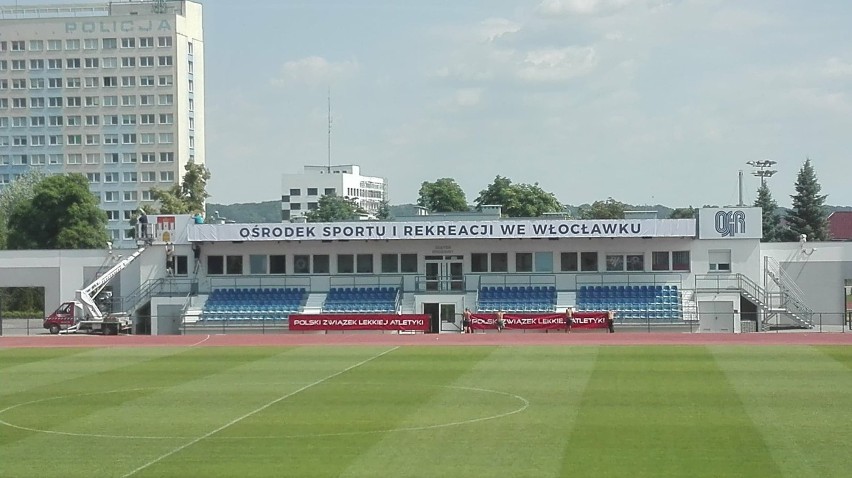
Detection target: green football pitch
<box><xmin>1</xmin><ymin>345</ymin><xmax>851</xmax><ymax>477</ymax></box>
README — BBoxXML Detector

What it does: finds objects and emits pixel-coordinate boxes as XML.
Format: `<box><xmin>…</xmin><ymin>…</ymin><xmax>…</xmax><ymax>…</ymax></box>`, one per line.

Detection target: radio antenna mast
<box><xmin>327</xmin><ymin>87</ymin><xmax>332</xmax><ymax>173</ymax></box>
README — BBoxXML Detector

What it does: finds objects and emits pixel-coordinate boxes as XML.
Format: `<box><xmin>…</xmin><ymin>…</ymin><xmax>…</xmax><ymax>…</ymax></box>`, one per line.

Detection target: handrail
<box><xmin>765</xmin><ymin>257</ymin><xmax>812</xmax><ymax>312</ymax></box>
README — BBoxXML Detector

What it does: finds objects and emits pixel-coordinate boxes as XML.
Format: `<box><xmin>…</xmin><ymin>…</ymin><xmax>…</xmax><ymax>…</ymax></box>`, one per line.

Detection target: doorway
<box><xmin>698</xmin><ymin>301</ymin><xmax>734</xmax><ymax>333</ymax></box>
<box><xmin>424</xmin><ymin>255</ymin><xmax>464</xmax><ymax>291</ymax></box>
<box><xmin>422</xmin><ymin>302</ymin><xmax>457</xmax><ymax>334</ymax></box>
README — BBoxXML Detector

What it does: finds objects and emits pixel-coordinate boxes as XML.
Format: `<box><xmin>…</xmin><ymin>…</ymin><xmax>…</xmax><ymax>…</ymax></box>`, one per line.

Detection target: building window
<box><xmin>289</xmin><ymin>188</ymin><xmax>301</xmax><ymax>196</ymax></box>
<box><xmin>226</xmin><ymin>256</ymin><xmax>243</xmax><ymax>275</ymax></box>
<box><xmin>121</xmin><ymin>38</ymin><xmax>136</xmax><ymax>48</ymax></box>
<box><xmin>270</xmin><ymin>255</ymin><xmax>286</xmax><ymax>274</ymax></box>
<box><xmin>560</xmin><ymin>252</ymin><xmax>578</xmax><ymax>271</ymax></box>
<box><xmin>337</xmin><ymin>254</ymin><xmax>354</xmax><ymax>274</ymax></box>
<box><xmin>158</xmin><ymin>36</ymin><xmax>173</xmax><ymax>47</ymax></box>
<box><xmin>606</xmin><ymin>256</ymin><xmax>625</xmax><ymax>272</ymax></box>
<box><xmin>381</xmin><ymin>254</ymin><xmax>398</xmax><ymax>273</ymax></box>
<box><xmin>294</xmin><ymin>255</ymin><xmax>310</xmax><ymax>274</ymax></box>
<box><xmin>356</xmin><ymin>254</ymin><xmax>373</xmax><ymax>273</ymax></box>
<box><xmin>626</xmin><ymin>254</ymin><xmax>644</xmax><ymax>272</ymax></box>
<box><xmin>535</xmin><ymin>252</ymin><xmax>554</xmax><ymax>272</ymax></box>
<box><xmin>249</xmin><ymin>255</ymin><xmax>268</xmax><ymax>274</ymax></box>
<box><xmin>516</xmin><ymin>253</ymin><xmax>533</xmax><ymax>272</ymax></box>
<box><xmin>471</xmin><ymin>253</ymin><xmax>488</xmax><ymax>273</ymax></box>
<box><xmin>158</xmin><ymin>56</ymin><xmax>173</xmax><ymax>66</ymax></box>
<box><xmin>401</xmin><ymin>254</ymin><xmax>417</xmax><ymax>273</ymax></box>
<box><xmin>708</xmin><ymin>250</ymin><xmax>731</xmax><ymax>272</ymax></box>
<box><xmin>652</xmin><ymin>252</ymin><xmax>670</xmax><ymax>271</ymax></box>
<box><xmin>324</xmin><ymin>188</ymin><xmax>336</xmax><ymax>195</ymax></box>
<box><xmin>140</xmin><ymin>37</ymin><xmax>154</xmax><ymax>48</ymax></box>
<box><xmin>580</xmin><ymin>252</ymin><xmax>598</xmax><ymax>272</ymax></box>
<box><xmin>207</xmin><ymin>256</ymin><xmax>224</xmax><ymax>275</ymax></box>
<box><xmin>673</xmin><ymin>251</ymin><xmax>691</xmax><ymax>271</ymax></box>
<box><xmin>312</xmin><ymin>255</ymin><xmax>330</xmax><ymax>274</ymax></box>
<box><xmin>485</xmin><ymin>253</ymin><xmax>505</xmax><ymax>273</ymax></box>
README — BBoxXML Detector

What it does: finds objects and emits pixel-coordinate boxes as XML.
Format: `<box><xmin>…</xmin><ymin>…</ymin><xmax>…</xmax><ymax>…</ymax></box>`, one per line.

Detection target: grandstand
<box><xmin>1</xmin><ymin>206</ymin><xmax>849</xmax><ymax>335</ymax></box>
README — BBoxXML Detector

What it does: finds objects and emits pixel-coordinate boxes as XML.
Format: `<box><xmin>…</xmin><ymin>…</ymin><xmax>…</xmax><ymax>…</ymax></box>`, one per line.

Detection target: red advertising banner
<box><xmin>288</xmin><ymin>314</ymin><xmax>430</xmax><ymax>331</ymax></box>
<box><xmin>470</xmin><ymin>312</ymin><xmax>609</xmax><ymax>330</ymax></box>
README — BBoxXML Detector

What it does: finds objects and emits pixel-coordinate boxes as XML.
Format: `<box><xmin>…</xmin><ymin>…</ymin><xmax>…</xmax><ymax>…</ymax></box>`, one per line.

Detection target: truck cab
<box><xmin>43</xmin><ymin>301</ymin><xmax>80</xmax><ymax>334</ymax></box>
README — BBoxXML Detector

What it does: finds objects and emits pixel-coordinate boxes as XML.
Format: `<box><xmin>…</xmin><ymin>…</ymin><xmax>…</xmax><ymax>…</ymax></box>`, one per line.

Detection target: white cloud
<box><xmin>536</xmin><ymin>0</ymin><xmax>635</xmax><ymax>16</ymax></box>
<box><xmin>516</xmin><ymin>47</ymin><xmax>598</xmax><ymax>82</ymax></box>
<box><xmin>455</xmin><ymin>88</ymin><xmax>484</xmax><ymax>107</ymax></box>
<box><xmin>707</xmin><ymin>7</ymin><xmax>780</xmax><ymax>31</ymax></box>
<box><xmin>478</xmin><ymin>18</ymin><xmax>521</xmax><ymax>42</ymax></box>
<box><xmin>270</xmin><ymin>56</ymin><xmax>359</xmax><ymax>87</ymax></box>
<box><xmin>823</xmin><ymin>57</ymin><xmax>852</xmax><ymax>79</ymax></box>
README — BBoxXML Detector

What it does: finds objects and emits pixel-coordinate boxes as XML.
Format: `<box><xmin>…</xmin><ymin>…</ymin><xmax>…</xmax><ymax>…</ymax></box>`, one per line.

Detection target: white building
<box><xmin>281</xmin><ymin>164</ymin><xmax>387</xmax><ymax>221</ymax></box>
<box><xmin>0</xmin><ymin>0</ymin><xmax>205</xmax><ymax>247</ymax></box>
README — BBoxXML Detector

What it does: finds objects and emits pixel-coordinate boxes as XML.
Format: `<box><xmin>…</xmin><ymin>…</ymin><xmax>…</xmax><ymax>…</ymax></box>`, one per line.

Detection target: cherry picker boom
<box><xmin>43</xmin><ymin>247</ymin><xmax>146</xmax><ymax>335</ymax></box>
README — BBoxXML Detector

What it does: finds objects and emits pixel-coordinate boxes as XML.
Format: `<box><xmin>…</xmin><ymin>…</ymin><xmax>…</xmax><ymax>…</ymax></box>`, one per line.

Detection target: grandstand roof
<box><xmin>828</xmin><ymin>211</ymin><xmax>852</xmax><ymax>240</ymax></box>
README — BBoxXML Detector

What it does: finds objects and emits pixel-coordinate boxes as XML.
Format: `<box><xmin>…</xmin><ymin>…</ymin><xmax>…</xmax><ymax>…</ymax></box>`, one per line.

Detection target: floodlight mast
<box><xmin>747</xmin><ymin>159</ymin><xmax>778</xmax><ymax>186</ymax></box>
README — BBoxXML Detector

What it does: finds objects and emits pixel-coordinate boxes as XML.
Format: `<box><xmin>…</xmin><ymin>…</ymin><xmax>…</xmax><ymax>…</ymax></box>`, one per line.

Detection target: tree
<box><xmin>669</xmin><ymin>207</ymin><xmax>697</xmax><ymax>219</ymax></box>
<box><xmin>150</xmin><ymin>161</ymin><xmax>211</xmax><ymax>214</ymax></box>
<box><xmin>6</xmin><ymin>173</ymin><xmax>109</xmax><ymax>249</ymax></box>
<box><xmin>376</xmin><ymin>200</ymin><xmax>392</xmax><ymax>220</ymax></box>
<box><xmin>475</xmin><ymin>176</ymin><xmax>563</xmax><ymax>217</ymax></box>
<box><xmin>0</xmin><ymin>169</ymin><xmax>47</xmax><ymax>249</ymax></box>
<box><xmin>753</xmin><ymin>183</ymin><xmax>782</xmax><ymax>242</ymax></box>
<box><xmin>304</xmin><ymin>194</ymin><xmax>366</xmax><ymax>222</ymax></box>
<box><xmin>417</xmin><ymin>178</ymin><xmax>468</xmax><ymax>212</ymax></box>
<box><xmin>579</xmin><ymin>198</ymin><xmax>626</xmax><ymax>219</ymax></box>
<box><xmin>784</xmin><ymin>158</ymin><xmax>829</xmax><ymax>241</ymax></box>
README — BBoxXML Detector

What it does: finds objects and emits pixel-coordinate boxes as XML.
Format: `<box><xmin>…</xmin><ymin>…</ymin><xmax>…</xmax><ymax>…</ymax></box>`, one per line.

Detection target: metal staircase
<box><xmin>695</xmin><ymin>271</ymin><xmax>814</xmax><ymax>330</ymax></box>
<box><xmin>762</xmin><ymin>257</ymin><xmax>814</xmax><ymax>329</ymax></box>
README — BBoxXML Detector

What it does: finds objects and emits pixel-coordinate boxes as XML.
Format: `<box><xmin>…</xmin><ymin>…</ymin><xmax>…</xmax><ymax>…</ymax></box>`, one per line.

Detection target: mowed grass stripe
<box><xmin>0</xmin><ymin>347</ymin><xmax>91</xmax><ymax>372</ymax></box>
<box><xmin>712</xmin><ymin>346</ymin><xmax>852</xmax><ymax>478</ymax></box>
<box><xmin>0</xmin><ymin>346</ymin><xmax>299</xmax><ymax>478</ymax></box>
<box><xmin>130</xmin><ymin>347</ymin><xmax>497</xmax><ymax>478</ymax></box>
<box><xmin>562</xmin><ymin>346</ymin><xmax>782</xmax><ymax>478</ymax></box>
<box><xmin>340</xmin><ymin>346</ymin><xmax>600</xmax><ymax>478</ymax></box>
<box><xmin>0</xmin><ymin>347</ymin><xmax>186</xmax><ymax>397</ymax></box>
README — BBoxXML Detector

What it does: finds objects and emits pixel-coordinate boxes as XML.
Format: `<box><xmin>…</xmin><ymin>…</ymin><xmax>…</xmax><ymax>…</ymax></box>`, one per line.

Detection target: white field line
<box><xmin>188</xmin><ymin>334</ymin><xmax>211</xmax><ymax>347</ymax></box>
<box><xmin>121</xmin><ymin>346</ymin><xmax>399</xmax><ymax>477</ymax></box>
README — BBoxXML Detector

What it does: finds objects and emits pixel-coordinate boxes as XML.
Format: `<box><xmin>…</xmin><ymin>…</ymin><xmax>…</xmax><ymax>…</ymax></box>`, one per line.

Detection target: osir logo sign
<box><xmin>714</xmin><ymin>210</ymin><xmax>746</xmax><ymax>237</ymax></box>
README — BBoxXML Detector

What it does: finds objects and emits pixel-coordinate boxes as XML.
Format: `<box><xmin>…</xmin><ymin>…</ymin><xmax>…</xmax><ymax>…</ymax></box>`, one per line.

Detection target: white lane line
<box><xmin>188</xmin><ymin>334</ymin><xmax>211</xmax><ymax>347</ymax></box>
<box><xmin>121</xmin><ymin>346</ymin><xmax>399</xmax><ymax>477</ymax></box>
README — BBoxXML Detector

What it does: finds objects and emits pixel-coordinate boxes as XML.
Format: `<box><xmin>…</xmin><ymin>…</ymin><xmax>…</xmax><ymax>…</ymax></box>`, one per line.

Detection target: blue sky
<box><xmin>23</xmin><ymin>0</ymin><xmax>852</xmax><ymax>208</ymax></box>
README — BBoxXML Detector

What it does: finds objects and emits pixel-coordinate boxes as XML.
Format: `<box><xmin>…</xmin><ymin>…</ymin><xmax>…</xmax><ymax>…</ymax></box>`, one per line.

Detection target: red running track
<box><xmin>1</xmin><ymin>331</ymin><xmax>851</xmax><ymax>348</ymax></box>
